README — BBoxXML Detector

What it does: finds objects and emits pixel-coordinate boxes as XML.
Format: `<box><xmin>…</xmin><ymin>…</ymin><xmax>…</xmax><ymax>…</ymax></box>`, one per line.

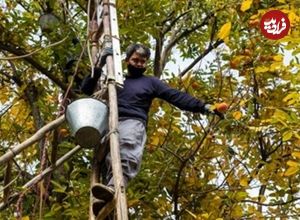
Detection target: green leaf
<box><xmin>235</xmin><ymin>191</ymin><xmax>248</xmax><ymax>201</ymax></box>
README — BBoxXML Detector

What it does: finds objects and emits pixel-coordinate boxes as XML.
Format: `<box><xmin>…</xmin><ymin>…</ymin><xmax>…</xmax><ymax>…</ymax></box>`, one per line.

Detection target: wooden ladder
<box><xmin>88</xmin><ymin>0</ymin><xmax>127</xmax><ymax>220</ymax></box>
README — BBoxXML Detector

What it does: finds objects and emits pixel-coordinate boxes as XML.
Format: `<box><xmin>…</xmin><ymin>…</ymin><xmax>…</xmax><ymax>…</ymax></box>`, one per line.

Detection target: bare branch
<box><xmin>179</xmin><ymin>39</ymin><xmax>224</xmax><ymax>77</ymax></box>
<box><xmin>0</xmin><ymin>115</ymin><xmax>65</xmax><ymax>165</ymax></box>
<box><xmin>159</xmin><ymin>16</ymin><xmax>212</xmax><ymax>77</ymax></box>
<box><xmin>242</xmin><ymin>197</ymin><xmax>300</xmax><ymax>206</ymax></box>
<box><xmin>0</xmin><ymin>36</ymin><xmax>69</xmax><ymax>61</ymax></box>
<box><xmin>3</xmin><ymin>161</ymin><xmax>12</xmax><ymax>204</ymax></box>
<box><xmin>0</xmin><ymin>41</ymin><xmax>77</xmax><ymax>97</ymax></box>
<box><xmin>23</xmin><ymin>145</ymin><xmax>82</xmax><ymax>189</ymax></box>
<box><xmin>161</xmin><ymin>10</ymin><xmax>191</xmax><ymax>35</ymax></box>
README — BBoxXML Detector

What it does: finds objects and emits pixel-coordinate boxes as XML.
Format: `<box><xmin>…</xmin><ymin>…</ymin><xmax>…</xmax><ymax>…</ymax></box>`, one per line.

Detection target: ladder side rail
<box><xmin>102</xmin><ymin>0</ymin><xmax>128</xmax><ymax>219</ymax></box>
<box><xmin>108</xmin><ymin>0</ymin><xmax>123</xmax><ymax>87</ymax></box>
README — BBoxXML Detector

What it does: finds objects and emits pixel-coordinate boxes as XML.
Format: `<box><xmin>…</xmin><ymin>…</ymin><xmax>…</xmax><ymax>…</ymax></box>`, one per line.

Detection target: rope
<box><xmin>103</xmin><ymin>129</ymin><xmax>119</xmax><ymax>143</ymax></box>
<box><xmin>87</xmin><ymin>0</ymin><xmax>94</xmax><ymax>77</ymax></box>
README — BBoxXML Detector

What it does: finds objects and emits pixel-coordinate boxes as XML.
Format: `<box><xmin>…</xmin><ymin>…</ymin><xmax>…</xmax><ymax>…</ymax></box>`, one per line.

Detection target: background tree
<box><xmin>1</xmin><ymin>0</ymin><xmax>300</xmax><ymax>219</ymax></box>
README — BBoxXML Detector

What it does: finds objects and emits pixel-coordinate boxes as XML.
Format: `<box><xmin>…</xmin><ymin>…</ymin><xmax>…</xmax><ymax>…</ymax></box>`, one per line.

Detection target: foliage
<box><xmin>1</xmin><ymin>0</ymin><xmax>300</xmax><ymax>219</ymax></box>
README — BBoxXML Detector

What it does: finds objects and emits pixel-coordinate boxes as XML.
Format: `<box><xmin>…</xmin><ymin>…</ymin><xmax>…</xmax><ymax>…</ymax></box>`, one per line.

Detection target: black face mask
<box><xmin>127</xmin><ymin>64</ymin><xmax>146</xmax><ymax>76</ymax></box>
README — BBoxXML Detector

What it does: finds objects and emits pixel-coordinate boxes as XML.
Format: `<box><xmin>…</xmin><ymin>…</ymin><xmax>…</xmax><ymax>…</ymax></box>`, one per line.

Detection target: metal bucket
<box><xmin>65</xmin><ymin>98</ymin><xmax>108</xmax><ymax>148</ymax></box>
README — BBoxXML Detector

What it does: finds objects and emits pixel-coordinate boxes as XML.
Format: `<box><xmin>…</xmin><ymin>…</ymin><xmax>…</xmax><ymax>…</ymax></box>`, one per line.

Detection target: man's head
<box><xmin>125</xmin><ymin>44</ymin><xmax>151</xmax><ymax>76</ymax></box>
<box><xmin>125</xmin><ymin>44</ymin><xmax>151</xmax><ymax>61</ymax></box>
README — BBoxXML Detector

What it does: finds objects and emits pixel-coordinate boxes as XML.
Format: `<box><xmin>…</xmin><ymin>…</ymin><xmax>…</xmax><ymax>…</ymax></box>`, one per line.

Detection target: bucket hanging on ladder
<box><xmin>65</xmin><ymin>98</ymin><xmax>108</xmax><ymax>148</ymax></box>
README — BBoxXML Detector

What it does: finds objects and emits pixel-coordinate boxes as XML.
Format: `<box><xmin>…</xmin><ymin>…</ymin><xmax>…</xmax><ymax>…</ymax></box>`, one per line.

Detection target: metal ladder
<box><xmin>89</xmin><ymin>0</ymin><xmax>127</xmax><ymax>219</ymax></box>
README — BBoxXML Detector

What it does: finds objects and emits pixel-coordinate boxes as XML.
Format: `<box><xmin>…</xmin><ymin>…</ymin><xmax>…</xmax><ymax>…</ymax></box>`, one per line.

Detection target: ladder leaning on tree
<box><xmin>0</xmin><ymin>0</ymin><xmax>128</xmax><ymax>219</ymax></box>
<box><xmin>88</xmin><ymin>0</ymin><xmax>128</xmax><ymax>219</ymax></box>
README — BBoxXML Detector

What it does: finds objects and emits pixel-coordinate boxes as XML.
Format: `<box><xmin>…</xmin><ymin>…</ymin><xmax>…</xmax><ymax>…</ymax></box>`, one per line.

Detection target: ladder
<box><xmin>89</xmin><ymin>0</ymin><xmax>127</xmax><ymax>219</ymax></box>
<box><xmin>0</xmin><ymin>1</ymin><xmax>127</xmax><ymax>219</ymax></box>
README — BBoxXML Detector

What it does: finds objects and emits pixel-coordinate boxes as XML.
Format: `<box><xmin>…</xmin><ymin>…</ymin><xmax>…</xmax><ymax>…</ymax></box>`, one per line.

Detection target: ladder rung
<box><xmin>96</xmin><ymin>199</ymin><xmax>115</xmax><ymax>220</ymax></box>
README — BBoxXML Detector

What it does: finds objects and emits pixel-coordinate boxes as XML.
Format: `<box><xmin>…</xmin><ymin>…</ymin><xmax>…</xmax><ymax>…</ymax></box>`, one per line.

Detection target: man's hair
<box><xmin>125</xmin><ymin>43</ymin><xmax>151</xmax><ymax>60</ymax></box>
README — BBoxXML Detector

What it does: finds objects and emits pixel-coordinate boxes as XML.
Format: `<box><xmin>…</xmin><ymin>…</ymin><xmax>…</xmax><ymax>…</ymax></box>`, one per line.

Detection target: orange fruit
<box><xmin>59</xmin><ymin>128</ymin><xmax>69</xmax><ymax>138</ymax></box>
<box><xmin>216</xmin><ymin>102</ymin><xmax>229</xmax><ymax>113</ymax></box>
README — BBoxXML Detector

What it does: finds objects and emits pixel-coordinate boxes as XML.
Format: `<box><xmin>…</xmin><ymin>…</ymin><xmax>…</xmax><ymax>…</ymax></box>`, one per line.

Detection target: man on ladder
<box><xmin>81</xmin><ymin>43</ymin><xmax>227</xmax><ymax>218</ymax></box>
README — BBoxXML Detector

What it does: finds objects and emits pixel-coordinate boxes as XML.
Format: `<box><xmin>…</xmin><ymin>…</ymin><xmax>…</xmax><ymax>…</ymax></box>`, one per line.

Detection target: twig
<box><xmin>0</xmin><ymin>172</ymin><xmax>21</xmax><ymax>193</ymax></box>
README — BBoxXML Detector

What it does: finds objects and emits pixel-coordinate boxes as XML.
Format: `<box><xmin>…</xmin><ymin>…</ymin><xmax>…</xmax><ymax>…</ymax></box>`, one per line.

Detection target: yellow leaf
<box><xmin>287</xmin><ymin>160</ymin><xmax>299</xmax><ymax>167</ymax></box>
<box><xmin>292</xmin><ymin>151</ymin><xmax>300</xmax><ymax>159</ymax></box>
<box><xmin>172</xmin><ymin>124</ymin><xmax>182</xmax><ymax>133</ymax></box>
<box><xmin>283</xmin><ymin>92</ymin><xmax>299</xmax><ymax>105</ymax></box>
<box><xmin>181</xmin><ymin>71</ymin><xmax>193</xmax><ymax>88</ymax></box>
<box><xmin>232</xmin><ymin>205</ymin><xmax>243</xmax><ymax>218</ymax></box>
<box><xmin>239</xmin><ymin>99</ymin><xmax>247</xmax><ymax>107</ymax></box>
<box><xmin>250</xmin><ymin>13</ymin><xmax>259</xmax><ymax>20</ymax></box>
<box><xmin>270</xmin><ymin>62</ymin><xmax>282</xmax><ymax>71</ymax></box>
<box><xmin>248</xmin><ymin>126</ymin><xmax>269</xmax><ymax>132</ymax></box>
<box><xmin>192</xmin><ymin>124</ymin><xmax>201</xmax><ymax>133</ymax></box>
<box><xmin>0</xmin><ymin>87</ymin><xmax>10</xmax><ymax>104</ymax></box>
<box><xmin>277</xmin><ymin>0</ymin><xmax>285</xmax><ymax>3</ymax></box>
<box><xmin>255</xmin><ymin>66</ymin><xmax>269</xmax><ymax>73</ymax></box>
<box><xmin>217</xmin><ymin>22</ymin><xmax>231</xmax><ymax>40</ymax></box>
<box><xmin>200</xmin><ymin>213</ymin><xmax>209</xmax><ymax>219</ymax></box>
<box><xmin>151</xmin><ymin>136</ymin><xmax>160</xmax><ymax>146</ymax></box>
<box><xmin>233</xmin><ymin>111</ymin><xmax>242</xmax><ymax>120</ymax></box>
<box><xmin>284</xmin><ymin>166</ymin><xmax>299</xmax><ymax>176</ymax></box>
<box><xmin>282</xmin><ymin>131</ymin><xmax>293</xmax><ymax>141</ymax></box>
<box><xmin>289</xmin><ymin>11</ymin><xmax>300</xmax><ymax>26</ymax></box>
<box><xmin>294</xmin><ymin>133</ymin><xmax>300</xmax><ymax>140</ymax></box>
<box><xmin>240</xmin><ymin>176</ymin><xmax>248</xmax><ymax>187</ymax></box>
<box><xmin>273</xmin><ymin>109</ymin><xmax>290</xmax><ymax>121</ymax></box>
<box><xmin>22</xmin><ymin>217</ymin><xmax>30</xmax><ymax>220</ymax></box>
<box><xmin>240</xmin><ymin>0</ymin><xmax>253</xmax><ymax>12</ymax></box>
<box><xmin>273</xmin><ymin>55</ymin><xmax>283</xmax><ymax>62</ymax></box>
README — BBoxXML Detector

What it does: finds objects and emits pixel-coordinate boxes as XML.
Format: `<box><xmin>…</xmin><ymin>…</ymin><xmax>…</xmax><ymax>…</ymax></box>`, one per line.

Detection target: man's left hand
<box><xmin>99</xmin><ymin>47</ymin><xmax>113</xmax><ymax>68</ymax></box>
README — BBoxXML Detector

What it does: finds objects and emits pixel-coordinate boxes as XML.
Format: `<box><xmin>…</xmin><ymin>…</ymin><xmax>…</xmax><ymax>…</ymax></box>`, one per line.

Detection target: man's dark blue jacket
<box><xmin>81</xmin><ymin>71</ymin><xmax>206</xmax><ymax>123</ymax></box>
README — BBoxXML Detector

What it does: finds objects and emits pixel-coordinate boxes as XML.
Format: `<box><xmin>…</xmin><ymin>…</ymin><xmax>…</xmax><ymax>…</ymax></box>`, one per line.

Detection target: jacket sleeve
<box><xmin>152</xmin><ymin>77</ymin><xmax>207</xmax><ymax>113</ymax></box>
<box><xmin>80</xmin><ymin>67</ymin><xmax>102</xmax><ymax>95</ymax></box>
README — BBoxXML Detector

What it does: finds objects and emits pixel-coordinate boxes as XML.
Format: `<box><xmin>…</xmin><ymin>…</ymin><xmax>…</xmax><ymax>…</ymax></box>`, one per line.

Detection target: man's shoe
<box><xmin>91</xmin><ymin>183</ymin><xmax>114</xmax><ymax>202</ymax></box>
<box><xmin>92</xmin><ymin>199</ymin><xmax>106</xmax><ymax>216</ymax></box>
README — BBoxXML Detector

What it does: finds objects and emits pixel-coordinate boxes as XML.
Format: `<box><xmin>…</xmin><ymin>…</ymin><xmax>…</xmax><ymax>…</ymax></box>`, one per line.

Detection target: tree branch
<box><xmin>160</xmin><ymin>15</ymin><xmax>212</xmax><ymax>77</ymax></box>
<box><xmin>242</xmin><ymin>197</ymin><xmax>300</xmax><ymax>206</ymax></box>
<box><xmin>161</xmin><ymin>10</ymin><xmax>191</xmax><ymax>35</ymax></box>
<box><xmin>179</xmin><ymin>39</ymin><xmax>224</xmax><ymax>77</ymax></box>
<box><xmin>0</xmin><ymin>115</ymin><xmax>65</xmax><ymax>165</ymax></box>
<box><xmin>0</xmin><ymin>41</ymin><xmax>77</xmax><ymax>97</ymax></box>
